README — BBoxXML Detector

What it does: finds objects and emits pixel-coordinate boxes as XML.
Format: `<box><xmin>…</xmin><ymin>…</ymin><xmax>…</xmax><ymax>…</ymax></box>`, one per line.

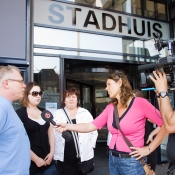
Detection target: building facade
<box><xmin>1</xmin><ymin>0</ymin><xmax>175</xmax><ymax>163</ymax></box>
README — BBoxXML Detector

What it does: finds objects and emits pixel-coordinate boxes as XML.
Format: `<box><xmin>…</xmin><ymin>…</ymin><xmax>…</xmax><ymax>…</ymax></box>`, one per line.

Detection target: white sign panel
<box><xmin>34</xmin><ymin>0</ymin><xmax>169</xmax><ymax>39</ymax></box>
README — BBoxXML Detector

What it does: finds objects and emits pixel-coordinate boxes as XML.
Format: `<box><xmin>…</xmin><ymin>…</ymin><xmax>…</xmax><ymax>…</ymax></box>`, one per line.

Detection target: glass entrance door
<box><xmin>82</xmin><ymin>86</ymin><xmax>92</xmax><ymax>114</ymax></box>
<box><xmin>64</xmin><ymin>59</ymin><xmax>137</xmax><ymax>141</ymax></box>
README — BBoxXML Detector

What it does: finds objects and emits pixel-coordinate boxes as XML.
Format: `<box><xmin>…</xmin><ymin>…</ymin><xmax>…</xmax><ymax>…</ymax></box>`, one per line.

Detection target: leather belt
<box><xmin>111</xmin><ymin>152</ymin><xmax>131</xmax><ymax>158</ymax></box>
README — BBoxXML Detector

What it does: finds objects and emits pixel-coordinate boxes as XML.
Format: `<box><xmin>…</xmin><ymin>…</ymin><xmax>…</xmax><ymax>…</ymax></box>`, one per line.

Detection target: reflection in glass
<box><xmin>122</xmin><ymin>39</ymin><xmax>145</xmax><ymax>55</ymax></box>
<box><xmin>157</xmin><ymin>3</ymin><xmax>166</xmax><ymax>20</ymax></box>
<box><xmin>63</xmin><ymin>0</ymin><xmax>167</xmax><ymax>19</ymax></box>
<box><xmin>75</xmin><ymin>0</ymin><xmax>142</xmax><ymax>16</ymax></box>
<box><xmin>95</xmin><ymin>87</ymin><xmax>110</xmax><ymax>140</ymax></box>
<box><xmin>123</xmin><ymin>0</ymin><xmax>141</xmax><ymax>15</ymax></box>
<box><xmin>34</xmin><ymin>56</ymin><xmax>61</xmax><ymax>111</ymax></box>
<box><xmin>144</xmin><ymin>0</ymin><xmax>155</xmax><ymax>18</ymax></box>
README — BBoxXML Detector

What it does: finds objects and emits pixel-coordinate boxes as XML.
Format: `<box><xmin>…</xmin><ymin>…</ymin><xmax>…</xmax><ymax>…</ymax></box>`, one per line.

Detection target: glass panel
<box><xmin>56</xmin><ymin>0</ymin><xmax>168</xmax><ymax>19</ymax></box>
<box><xmin>82</xmin><ymin>86</ymin><xmax>92</xmax><ymax>113</ymax></box>
<box><xmin>34</xmin><ymin>26</ymin><xmax>77</xmax><ymax>48</ymax></box>
<box><xmin>157</xmin><ymin>3</ymin><xmax>166</xmax><ymax>20</ymax></box>
<box><xmin>122</xmin><ymin>39</ymin><xmax>145</xmax><ymax>55</ymax></box>
<box><xmin>144</xmin><ymin>0</ymin><xmax>155</xmax><ymax>18</ymax></box>
<box><xmin>131</xmin><ymin>0</ymin><xmax>141</xmax><ymax>15</ymax></box>
<box><xmin>34</xmin><ymin>56</ymin><xmax>61</xmax><ymax>112</ymax></box>
<box><xmin>95</xmin><ymin>87</ymin><xmax>110</xmax><ymax>140</ymax></box>
<box><xmin>123</xmin><ymin>0</ymin><xmax>141</xmax><ymax>15</ymax></box>
<box><xmin>72</xmin><ymin>0</ymin><xmax>142</xmax><ymax>15</ymax></box>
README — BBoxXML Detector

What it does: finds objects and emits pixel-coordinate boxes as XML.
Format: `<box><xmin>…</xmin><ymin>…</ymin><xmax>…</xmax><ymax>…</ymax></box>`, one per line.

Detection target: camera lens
<box><xmin>140</xmin><ymin>72</ymin><xmax>154</xmax><ymax>87</ymax></box>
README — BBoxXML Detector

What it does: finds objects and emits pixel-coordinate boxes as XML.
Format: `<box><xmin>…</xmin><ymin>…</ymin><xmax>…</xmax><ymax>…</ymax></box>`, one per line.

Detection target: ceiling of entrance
<box><xmin>65</xmin><ymin>59</ymin><xmax>135</xmax><ymax>85</ymax></box>
<box><xmin>66</xmin><ymin>72</ymin><xmax>111</xmax><ymax>85</ymax></box>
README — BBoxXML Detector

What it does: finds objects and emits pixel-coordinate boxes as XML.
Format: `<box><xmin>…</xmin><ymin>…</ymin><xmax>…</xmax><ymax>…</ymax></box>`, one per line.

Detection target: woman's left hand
<box><xmin>44</xmin><ymin>153</ymin><xmax>53</xmax><ymax>165</ymax></box>
<box><xmin>129</xmin><ymin>146</ymin><xmax>150</xmax><ymax>160</ymax></box>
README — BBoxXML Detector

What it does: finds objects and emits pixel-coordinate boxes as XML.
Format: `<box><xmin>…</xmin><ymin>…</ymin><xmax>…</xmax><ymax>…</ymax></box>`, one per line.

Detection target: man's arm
<box><xmin>149</xmin><ymin>70</ymin><xmax>175</xmax><ymax>133</ymax></box>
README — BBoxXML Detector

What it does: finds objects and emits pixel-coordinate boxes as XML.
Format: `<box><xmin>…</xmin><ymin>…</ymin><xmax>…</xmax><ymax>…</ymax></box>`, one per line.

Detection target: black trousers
<box><xmin>56</xmin><ymin>160</ymin><xmax>86</xmax><ymax>175</ymax></box>
<box><xmin>147</xmin><ymin>149</ymin><xmax>157</xmax><ymax>171</ymax></box>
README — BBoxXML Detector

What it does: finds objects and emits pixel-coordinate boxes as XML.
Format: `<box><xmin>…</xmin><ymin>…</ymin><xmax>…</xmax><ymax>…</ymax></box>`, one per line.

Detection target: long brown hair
<box><xmin>108</xmin><ymin>72</ymin><xmax>134</xmax><ymax>107</ymax></box>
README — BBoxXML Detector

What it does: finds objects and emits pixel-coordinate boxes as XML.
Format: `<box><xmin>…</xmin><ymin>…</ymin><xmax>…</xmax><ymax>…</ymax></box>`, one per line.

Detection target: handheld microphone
<box><xmin>41</xmin><ymin>110</ymin><xmax>72</xmax><ymax>142</ymax></box>
<box><xmin>41</xmin><ymin>110</ymin><xmax>56</xmax><ymax>125</ymax></box>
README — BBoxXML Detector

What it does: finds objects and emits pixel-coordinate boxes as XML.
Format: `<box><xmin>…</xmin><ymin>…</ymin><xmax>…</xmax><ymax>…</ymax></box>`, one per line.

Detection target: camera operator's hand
<box><xmin>150</xmin><ymin>70</ymin><xmax>175</xmax><ymax>133</ymax></box>
<box><xmin>149</xmin><ymin>70</ymin><xmax>168</xmax><ymax>92</ymax></box>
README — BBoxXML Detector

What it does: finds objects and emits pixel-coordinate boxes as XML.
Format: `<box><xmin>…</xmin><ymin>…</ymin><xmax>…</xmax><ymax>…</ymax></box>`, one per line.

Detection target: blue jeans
<box><xmin>109</xmin><ymin>151</ymin><xmax>145</xmax><ymax>175</ymax></box>
<box><xmin>34</xmin><ymin>165</ymin><xmax>58</xmax><ymax>175</ymax></box>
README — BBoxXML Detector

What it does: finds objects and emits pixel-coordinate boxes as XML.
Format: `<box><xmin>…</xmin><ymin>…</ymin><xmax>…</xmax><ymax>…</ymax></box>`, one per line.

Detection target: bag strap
<box><xmin>114</xmin><ymin>105</ymin><xmax>146</xmax><ymax>166</ymax></box>
<box><xmin>62</xmin><ymin>108</ymin><xmax>81</xmax><ymax>159</ymax></box>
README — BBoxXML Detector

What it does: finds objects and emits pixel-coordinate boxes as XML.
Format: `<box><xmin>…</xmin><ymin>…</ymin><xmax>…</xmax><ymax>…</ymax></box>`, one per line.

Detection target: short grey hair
<box><xmin>0</xmin><ymin>65</ymin><xmax>20</xmax><ymax>86</ymax></box>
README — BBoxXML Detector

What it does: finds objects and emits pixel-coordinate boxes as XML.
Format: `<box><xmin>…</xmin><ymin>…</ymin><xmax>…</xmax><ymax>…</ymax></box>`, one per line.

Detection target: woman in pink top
<box><xmin>55</xmin><ymin>72</ymin><xmax>167</xmax><ymax>175</ymax></box>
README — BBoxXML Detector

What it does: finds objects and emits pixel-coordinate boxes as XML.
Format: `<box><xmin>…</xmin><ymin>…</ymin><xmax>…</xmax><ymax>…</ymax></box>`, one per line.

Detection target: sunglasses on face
<box><xmin>29</xmin><ymin>91</ymin><xmax>43</xmax><ymax>97</ymax></box>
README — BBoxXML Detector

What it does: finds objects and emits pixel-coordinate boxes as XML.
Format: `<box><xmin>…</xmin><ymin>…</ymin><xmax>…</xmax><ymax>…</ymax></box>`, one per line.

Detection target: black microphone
<box><xmin>41</xmin><ymin>110</ymin><xmax>72</xmax><ymax>142</ymax></box>
<box><xmin>41</xmin><ymin>109</ymin><xmax>56</xmax><ymax>125</ymax></box>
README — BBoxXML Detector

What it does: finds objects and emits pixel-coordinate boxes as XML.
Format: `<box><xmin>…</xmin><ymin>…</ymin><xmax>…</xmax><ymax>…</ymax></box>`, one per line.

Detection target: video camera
<box><xmin>138</xmin><ymin>33</ymin><xmax>175</xmax><ymax>89</ymax></box>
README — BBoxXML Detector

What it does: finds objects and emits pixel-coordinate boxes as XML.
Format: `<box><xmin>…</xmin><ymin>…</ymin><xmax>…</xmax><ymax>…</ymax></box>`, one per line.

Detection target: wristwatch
<box><xmin>158</xmin><ymin>91</ymin><xmax>168</xmax><ymax>98</ymax></box>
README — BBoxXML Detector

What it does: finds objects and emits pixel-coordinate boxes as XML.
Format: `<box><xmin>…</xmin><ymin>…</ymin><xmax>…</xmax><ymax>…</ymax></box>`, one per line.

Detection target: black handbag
<box><xmin>62</xmin><ymin>108</ymin><xmax>94</xmax><ymax>174</ymax></box>
<box><xmin>78</xmin><ymin>158</ymin><xmax>94</xmax><ymax>174</ymax></box>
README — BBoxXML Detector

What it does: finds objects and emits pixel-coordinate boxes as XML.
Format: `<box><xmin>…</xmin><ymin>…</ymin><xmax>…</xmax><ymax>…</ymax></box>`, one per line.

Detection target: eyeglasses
<box><xmin>8</xmin><ymin>79</ymin><xmax>24</xmax><ymax>84</ymax></box>
<box><xmin>29</xmin><ymin>91</ymin><xmax>43</xmax><ymax>97</ymax></box>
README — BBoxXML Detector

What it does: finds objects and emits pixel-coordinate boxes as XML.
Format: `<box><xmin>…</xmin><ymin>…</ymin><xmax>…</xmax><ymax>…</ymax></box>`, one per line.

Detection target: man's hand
<box><xmin>149</xmin><ymin>70</ymin><xmax>168</xmax><ymax>92</ymax></box>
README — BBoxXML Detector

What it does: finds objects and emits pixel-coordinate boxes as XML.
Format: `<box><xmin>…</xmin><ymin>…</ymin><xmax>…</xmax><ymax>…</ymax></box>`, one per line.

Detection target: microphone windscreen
<box><xmin>41</xmin><ymin>110</ymin><xmax>56</xmax><ymax>125</ymax></box>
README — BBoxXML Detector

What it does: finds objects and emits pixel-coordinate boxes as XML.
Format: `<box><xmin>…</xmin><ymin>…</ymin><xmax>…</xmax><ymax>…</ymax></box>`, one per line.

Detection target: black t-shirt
<box><xmin>16</xmin><ymin>107</ymin><xmax>54</xmax><ymax>175</ymax></box>
<box><xmin>144</xmin><ymin>120</ymin><xmax>154</xmax><ymax>146</ymax></box>
<box><xmin>167</xmin><ymin>133</ymin><xmax>175</xmax><ymax>162</ymax></box>
<box><xmin>64</xmin><ymin>119</ymin><xmax>78</xmax><ymax>162</ymax></box>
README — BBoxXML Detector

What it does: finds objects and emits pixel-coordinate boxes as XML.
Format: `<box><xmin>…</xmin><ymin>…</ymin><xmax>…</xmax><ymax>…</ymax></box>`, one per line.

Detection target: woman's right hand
<box><xmin>35</xmin><ymin>157</ymin><xmax>46</xmax><ymax>167</ymax></box>
<box><xmin>55</xmin><ymin>123</ymin><xmax>68</xmax><ymax>133</ymax></box>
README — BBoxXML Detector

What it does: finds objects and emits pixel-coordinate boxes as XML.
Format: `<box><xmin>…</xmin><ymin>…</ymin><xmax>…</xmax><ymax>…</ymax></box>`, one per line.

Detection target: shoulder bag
<box><xmin>114</xmin><ymin>105</ymin><xmax>156</xmax><ymax>175</ymax></box>
<box><xmin>62</xmin><ymin>108</ymin><xmax>94</xmax><ymax>174</ymax></box>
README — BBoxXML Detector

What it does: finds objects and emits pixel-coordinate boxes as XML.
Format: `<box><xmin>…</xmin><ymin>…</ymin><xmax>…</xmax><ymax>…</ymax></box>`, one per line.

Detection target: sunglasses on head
<box><xmin>29</xmin><ymin>91</ymin><xmax>43</xmax><ymax>97</ymax></box>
